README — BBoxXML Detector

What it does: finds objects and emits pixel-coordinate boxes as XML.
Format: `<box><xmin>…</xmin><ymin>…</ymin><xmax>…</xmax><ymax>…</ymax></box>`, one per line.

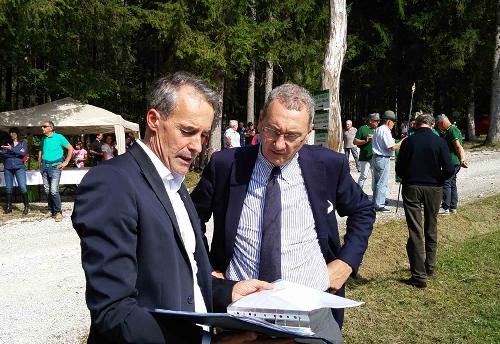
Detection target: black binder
<box><xmin>152</xmin><ymin>309</ymin><xmax>335</xmax><ymax>344</ymax></box>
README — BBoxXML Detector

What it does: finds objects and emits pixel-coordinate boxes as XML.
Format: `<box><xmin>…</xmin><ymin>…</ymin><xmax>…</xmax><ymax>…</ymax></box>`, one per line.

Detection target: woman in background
<box><xmin>0</xmin><ymin>127</ymin><xmax>29</xmax><ymax>214</ymax></box>
<box><xmin>101</xmin><ymin>135</ymin><xmax>116</xmax><ymax>160</ymax></box>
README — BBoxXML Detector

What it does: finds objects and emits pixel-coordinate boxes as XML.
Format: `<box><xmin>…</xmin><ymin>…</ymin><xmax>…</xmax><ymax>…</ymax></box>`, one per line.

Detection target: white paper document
<box><xmin>229</xmin><ymin>280</ymin><xmax>364</xmax><ymax>311</ymax></box>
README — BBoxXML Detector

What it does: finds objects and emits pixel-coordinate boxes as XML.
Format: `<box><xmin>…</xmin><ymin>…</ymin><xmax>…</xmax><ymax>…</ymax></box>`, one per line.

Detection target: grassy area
<box><xmin>344</xmin><ymin>194</ymin><xmax>500</xmax><ymax>343</ymax></box>
<box><xmin>184</xmin><ymin>170</ymin><xmax>202</xmax><ymax>191</ymax></box>
<box><xmin>463</xmin><ymin>135</ymin><xmax>500</xmax><ymax>151</ymax></box>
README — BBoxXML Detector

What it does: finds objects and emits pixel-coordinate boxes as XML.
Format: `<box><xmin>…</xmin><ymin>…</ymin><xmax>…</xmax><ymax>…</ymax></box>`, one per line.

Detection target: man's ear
<box><xmin>146</xmin><ymin>109</ymin><xmax>161</xmax><ymax>132</ymax></box>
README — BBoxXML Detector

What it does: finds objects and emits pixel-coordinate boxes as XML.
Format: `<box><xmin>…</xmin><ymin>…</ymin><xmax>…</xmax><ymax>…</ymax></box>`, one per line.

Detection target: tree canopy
<box><xmin>0</xmin><ymin>0</ymin><xmax>496</xmax><ymax>133</ymax></box>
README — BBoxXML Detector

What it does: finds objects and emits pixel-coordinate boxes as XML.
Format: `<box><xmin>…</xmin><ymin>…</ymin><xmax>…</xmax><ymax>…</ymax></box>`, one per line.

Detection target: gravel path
<box><xmin>1</xmin><ymin>149</ymin><xmax>499</xmax><ymax>343</ymax></box>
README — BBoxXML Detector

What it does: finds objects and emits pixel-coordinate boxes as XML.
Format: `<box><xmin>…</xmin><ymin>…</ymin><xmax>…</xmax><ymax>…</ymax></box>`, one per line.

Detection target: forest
<box><xmin>0</xmin><ymin>0</ymin><xmax>498</xmax><ymax>142</ymax></box>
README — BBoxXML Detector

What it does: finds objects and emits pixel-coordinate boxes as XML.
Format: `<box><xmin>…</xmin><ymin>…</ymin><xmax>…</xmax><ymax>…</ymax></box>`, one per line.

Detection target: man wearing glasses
<box><xmin>191</xmin><ymin>84</ymin><xmax>375</xmax><ymax>332</ymax></box>
<box><xmin>38</xmin><ymin>121</ymin><xmax>74</xmax><ymax>221</ymax></box>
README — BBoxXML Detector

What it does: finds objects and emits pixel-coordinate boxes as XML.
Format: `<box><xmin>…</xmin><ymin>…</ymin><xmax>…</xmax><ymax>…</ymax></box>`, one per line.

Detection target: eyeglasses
<box><xmin>262</xmin><ymin>126</ymin><xmax>303</xmax><ymax>143</ymax></box>
<box><xmin>41</xmin><ymin>125</ymin><xmax>49</xmax><ymax>128</ymax></box>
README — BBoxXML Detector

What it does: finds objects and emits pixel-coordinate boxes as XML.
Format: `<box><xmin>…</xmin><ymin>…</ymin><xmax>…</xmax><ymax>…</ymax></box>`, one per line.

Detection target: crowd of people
<box><xmin>0</xmin><ymin>123</ymin><xmax>136</xmax><ymax>221</ymax></box>
<box><xmin>343</xmin><ymin>110</ymin><xmax>468</xmax><ymax>288</ymax></box>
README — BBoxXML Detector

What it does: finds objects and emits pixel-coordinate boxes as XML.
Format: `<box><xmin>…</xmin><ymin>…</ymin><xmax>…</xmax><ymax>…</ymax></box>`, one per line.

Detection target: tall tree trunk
<box><xmin>466</xmin><ymin>85</ymin><xmax>476</xmax><ymax>142</ymax></box>
<box><xmin>247</xmin><ymin>1</ymin><xmax>257</xmax><ymax>124</ymax></box>
<box><xmin>321</xmin><ymin>0</ymin><xmax>347</xmax><ymax>152</ymax></box>
<box><xmin>264</xmin><ymin>9</ymin><xmax>274</xmax><ymax>103</ymax></box>
<box><xmin>247</xmin><ymin>61</ymin><xmax>255</xmax><ymax>124</ymax></box>
<box><xmin>265</xmin><ymin>60</ymin><xmax>273</xmax><ymax>101</ymax></box>
<box><xmin>487</xmin><ymin>0</ymin><xmax>500</xmax><ymax>144</ymax></box>
<box><xmin>208</xmin><ymin>70</ymin><xmax>224</xmax><ymax>158</ymax></box>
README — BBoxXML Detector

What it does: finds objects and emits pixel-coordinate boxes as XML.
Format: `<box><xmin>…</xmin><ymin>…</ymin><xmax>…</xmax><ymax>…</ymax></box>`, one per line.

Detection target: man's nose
<box><xmin>274</xmin><ymin>134</ymin><xmax>287</xmax><ymax>150</ymax></box>
<box><xmin>188</xmin><ymin>136</ymin><xmax>203</xmax><ymax>154</ymax></box>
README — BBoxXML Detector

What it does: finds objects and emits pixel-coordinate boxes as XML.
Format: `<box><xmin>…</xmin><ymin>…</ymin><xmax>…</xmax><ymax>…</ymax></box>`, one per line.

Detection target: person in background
<box><xmin>224</xmin><ymin>120</ymin><xmax>241</xmax><ymax>149</ymax></box>
<box><xmin>396</xmin><ymin>114</ymin><xmax>454</xmax><ymax>288</ymax></box>
<box><xmin>1</xmin><ymin>127</ymin><xmax>29</xmax><ymax>215</ymax></box>
<box><xmin>435</xmin><ymin>114</ymin><xmax>468</xmax><ymax>215</ymax></box>
<box><xmin>343</xmin><ymin>120</ymin><xmax>360</xmax><ymax>172</ymax></box>
<box><xmin>244</xmin><ymin>122</ymin><xmax>256</xmax><ymax>146</ymax></box>
<box><xmin>101</xmin><ymin>134</ymin><xmax>116</xmax><ymax>160</ymax></box>
<box><xmin>88</xmin><ymin>133</ymin><xmax>104</xmax><ymax>165</ymax></box>
<box><xmin>371</xmin><ymin>110</ymin><xmax>404</xmax><ymax>212</ymax></box>
<box><xmin>125</xmin><ymin>133</ymin><xmax>135</xmax><ymax>151</ymax></box>
<box><xmin>353</xmin><ymin>113</ymin><xmax>380</xmax><ymax>191</ymax></box>
<box><xmin>73</xmin><ymin>142</ymin><xmax>88</xmax><ymax>168</ymax></box>
<box><xmin>38</xmin><ymin>121</ymin><xmax>74</xmax><ymax>222</ymax></box>
<box><xmin>238</xmin><ymin>121</ymin><xmax>246</xmax><ymax>147</ymax></box>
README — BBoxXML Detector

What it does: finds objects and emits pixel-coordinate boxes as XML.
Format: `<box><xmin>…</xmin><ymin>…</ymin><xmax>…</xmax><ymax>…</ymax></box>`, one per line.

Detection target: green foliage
<box><xmin>0</xmin><ymin>0</ymin><xmax>495</xmax><ymax>129</ymax></box>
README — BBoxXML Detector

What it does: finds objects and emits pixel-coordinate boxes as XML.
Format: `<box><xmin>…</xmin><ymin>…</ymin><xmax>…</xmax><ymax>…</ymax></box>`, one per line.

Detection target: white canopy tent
<box><xmin>0</xmin><ymin>97</ymin><xmax>140</xmax><ymax>154</ymax></box>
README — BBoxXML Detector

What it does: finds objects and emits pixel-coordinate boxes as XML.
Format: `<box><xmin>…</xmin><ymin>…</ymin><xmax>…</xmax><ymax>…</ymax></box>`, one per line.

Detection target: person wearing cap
<box><xmin>371</xmin><ymin>110</ymin><xmax>405</xmax><ymax>212</ymax></box>
<box><xmin>353</xmin><ymin>113</ymin><xmax>380</xmax><ymax>191</ymax></box>
<box><xmin>435</xmin><ymin>114</ymin><xmax>468</xmax><ymax>215</ymax></box>
<box><xmin>395</xmin><ymin>114</ymin><xmax>454</xmax><ymax>288</ymax></box>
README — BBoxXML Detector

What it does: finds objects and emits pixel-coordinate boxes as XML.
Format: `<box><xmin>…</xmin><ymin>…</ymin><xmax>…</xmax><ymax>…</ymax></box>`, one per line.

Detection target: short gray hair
<box><xmin>415</xmin><ymin>114</ymin><xmax>435</xmax><ymax>127</ymax></box>
<box><xmin>229</xmin><ymin>119</ymin><xmax>238</xmax><ymax>127</ymax></box>
<box><xmin>148</xmin><ymin>71</ymin><xmax>219</xmax><ymax>119</ymax></box>
<box><xmin>262</xmin><ymin>84</ymin><xmax>315</xmax><ymax>126</ymax></box>
<box><xmin>435</xmin><ymin>114</ymin><xmax>447</xmax><ymax>122</ymax></box>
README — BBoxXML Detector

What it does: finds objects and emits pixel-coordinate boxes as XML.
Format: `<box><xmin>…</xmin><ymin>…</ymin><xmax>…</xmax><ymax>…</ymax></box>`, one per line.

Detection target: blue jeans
<box><xmin>442</xmin><ymin>165</ymin><xmax>461</xmax><ymax>210</ymax></box>
<box><xmin>41</xmin><ymin>164</ymin><xmax>62</xmax><ymax>214</ymax></box>
<box><xmin>4</xmin><ymin>168</ymin><xmax>28</xmax><ymax>193</ymax></box>
<box><xmin>372</xmin><ymin>155</ymin><xmax>391</xmax><ymax>209</ymax></box>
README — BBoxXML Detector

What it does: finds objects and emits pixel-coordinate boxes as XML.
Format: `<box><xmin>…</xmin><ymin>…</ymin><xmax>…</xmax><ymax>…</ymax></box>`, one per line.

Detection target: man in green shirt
<box><xmin>38</xmin><ymin>121</ymin><xmax>74</xmax><ymax>221</ymax></box>
<box><xmin>435</xmin><ymin>114</ymin><xmax>468</xmax><ymax>215</ymax></box>
<box><xmin>353</xmin><ymin>113</ymin><xmax>380</xmax><ymax>191</ymax></box>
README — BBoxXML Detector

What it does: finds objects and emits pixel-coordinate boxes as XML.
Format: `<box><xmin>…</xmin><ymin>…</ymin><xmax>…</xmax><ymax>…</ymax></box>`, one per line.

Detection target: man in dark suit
<box><xmin>72</xmin><ymin>72</ymin><xmax>290</xmax><ymax>344</ymax></box>
<box><xmin>395</xmin><ymin>114</ymin><xmax>454</xmax><ymax>289</ymax></box>
<box><xmin>191</xmin><ymin>84</ymin><xmax>375</xmax><ymax>329</ymax></box>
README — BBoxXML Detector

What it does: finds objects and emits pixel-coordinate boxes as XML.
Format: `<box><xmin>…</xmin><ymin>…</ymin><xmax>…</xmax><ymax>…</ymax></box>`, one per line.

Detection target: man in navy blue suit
<box><xmin>191</xmin><ymin>84</ymin><xmax>375</xmax><ymax>329</ymax></box>
<box><xmin>72</xmin><ymin>72</ymin><xmax>292</xmax><ymax>344</ymax></box>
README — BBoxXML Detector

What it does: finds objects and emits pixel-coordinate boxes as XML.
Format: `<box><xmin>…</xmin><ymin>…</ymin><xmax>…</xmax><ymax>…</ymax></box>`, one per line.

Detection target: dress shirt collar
<box><xmin>257</xmin><ymin>146</ymin><xmax>299</xmax><ymax>183</ymax></box>
<box><xmin>136</xmin><ymin>140</ymin><xmax>184</xmax><ymax>193</ymax></box>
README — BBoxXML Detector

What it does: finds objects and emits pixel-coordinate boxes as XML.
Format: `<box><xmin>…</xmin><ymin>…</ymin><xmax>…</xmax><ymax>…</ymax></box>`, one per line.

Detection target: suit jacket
<box><xmin>191</xmin><ymin>144</ymin><xmax>375</xmax><ymax>326</ymax></box>
<box><xmin>72</xmin><ymin>143</ymin><xmax>235</xmax><ymax>344</ymax></box>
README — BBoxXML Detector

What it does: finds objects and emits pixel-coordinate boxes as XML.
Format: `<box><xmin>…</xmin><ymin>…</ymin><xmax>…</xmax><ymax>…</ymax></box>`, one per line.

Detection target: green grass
<box><xmin>344</xmin><ymin>195</ymin><xmax>500</xmax><ymax>343</ymax></box>
<box><xmin>463</xmin><ymin>135</ymin><xmax>500</xmax><ymax>151</ymax></box>
<box><xmin>184</xmin><ymin>170</ymin><xmax>201</xmax><ymax>191</ymax></box>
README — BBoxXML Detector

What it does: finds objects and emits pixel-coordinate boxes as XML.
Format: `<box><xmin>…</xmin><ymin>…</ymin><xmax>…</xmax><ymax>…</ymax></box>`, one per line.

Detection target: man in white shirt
<box><xmin>225</xmin><ymin>120</ymin><xmax>241</xmax><ymax>148</ymax></box>
<box><xmin>371</xmin><ymin>110</ymin><xmax>404</xmax><ymax>212</ymax></box>
<box><xmin>72</xmin><ymin>72</ymin><xmax>288</xmax><ymax>344</ymax></box>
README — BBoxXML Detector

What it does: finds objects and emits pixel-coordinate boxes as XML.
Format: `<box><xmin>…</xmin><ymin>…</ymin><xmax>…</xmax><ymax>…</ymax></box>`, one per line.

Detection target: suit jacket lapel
<box><xmin>225</xmin><ymin>146</ymin><xmax>259</xmax><ymax>263</ymax></box>
<box><xmin>298</xmin><ymin>147</ymin><xmax>329</xmax><ymax>239</ymax></box>
<box><xmin>179</xmin><ymin>184</ymin><xmax>213</xmax><ymax>311</ymax></box>
<box><xmin>128</xmin><ymin>144</ymin><xmax>186</xmax><ymax>257</ymax></box>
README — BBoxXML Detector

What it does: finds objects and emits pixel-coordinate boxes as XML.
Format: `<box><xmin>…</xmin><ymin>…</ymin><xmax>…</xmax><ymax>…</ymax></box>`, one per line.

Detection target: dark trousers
<box><xmin>442</xmin><ymin>165</ymin><xmax>461</xmax><ymax>210</ymax></box>
<box><xmin>402</xmin><ymin>185</ymin><xmax>442</xmax><ymax>281</ymax></box>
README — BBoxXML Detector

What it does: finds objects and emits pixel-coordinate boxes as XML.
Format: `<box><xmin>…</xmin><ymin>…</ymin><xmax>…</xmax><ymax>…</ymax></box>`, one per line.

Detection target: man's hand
<box><xmin>213</xmin><ymin>331</ymin><xmax>294</xmax><ymax>343</ymax></box>
<box><xmin>56</xmin><ymin>162</ymin><xmax>68</xmax><ymax>170</ymax></box>
<box><xmin>327</xmin><ymin>259</ymin><xmax>353</xmax><ymax>293</ymax></box>
<box><xmin>231</xmin><ymin>279</ymin><xmax>274</xmax><ymax>302</ymax></box>
<box><xmin>212</xmin><ymin>271</ymin><xmax>225</xmax><ymax>279</ymax></box>
<box><xmin>460</xmin><ymin>159</ymin><xmax>469</xmax><ymax>168</ymax></box>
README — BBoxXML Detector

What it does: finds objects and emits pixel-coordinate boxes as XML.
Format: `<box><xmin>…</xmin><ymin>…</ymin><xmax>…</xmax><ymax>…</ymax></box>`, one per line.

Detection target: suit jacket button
<box><xmin>187</xmin><ymin>296</ymin><xmax>194</xmax><ymax>304</ymax></box>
